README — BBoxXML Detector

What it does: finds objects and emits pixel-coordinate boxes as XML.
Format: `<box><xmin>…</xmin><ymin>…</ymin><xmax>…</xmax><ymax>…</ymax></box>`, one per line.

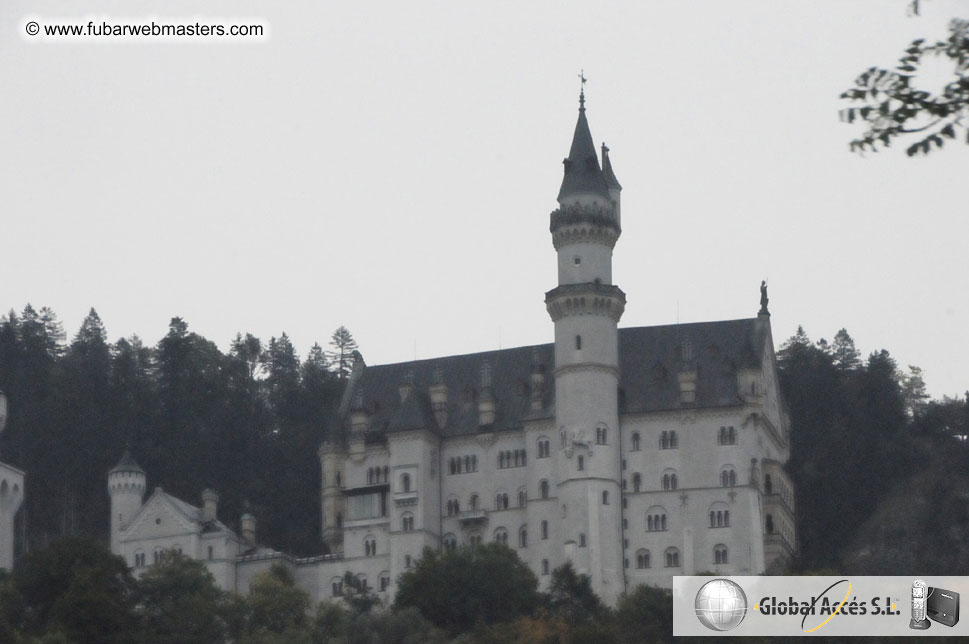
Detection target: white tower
<box><xmin>108</xmin><ymin>451</ymin><xmax>146</xmax><ymax>555</ymax></box>
<box><xmin>546</xmin><ymin>87</ymin><xmax>626</xmax><ymax>603</ymax></box>
<box><xmin>0</xmin><ymin>390</ymin><xmax>25</xmax><ymax>570</ymax></box>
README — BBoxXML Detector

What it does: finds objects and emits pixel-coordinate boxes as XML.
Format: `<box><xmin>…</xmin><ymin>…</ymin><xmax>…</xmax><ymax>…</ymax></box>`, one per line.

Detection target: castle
<box><xmin>106</xmin><ymin>91</ymin><xmax>796</xmax><ymax>604</ymax></box>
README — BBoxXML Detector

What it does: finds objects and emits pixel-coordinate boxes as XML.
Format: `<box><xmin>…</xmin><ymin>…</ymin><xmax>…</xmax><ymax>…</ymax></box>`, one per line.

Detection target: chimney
<box><xmin>201</xmin><ymin>489</ymin><xmax>219</xmax><ymax>523</ymax></box>
<box><xmin>478</xmin><ymin>361</ymin><xmax>495</xmax><ymax>426</ymax></box>
<box><xmin>350</xmin><ymin>390</ymin><xmax>368</xmax><ymax>433</ymax></box>
<box><xmin>241</xmin><ymin>513</ymin><xmax>256</xmax><ymax>547</ymax></box>
<box><xmin>398</xmin><ymin>370</ymin><xmax>414</xmax><ymax>403</ymax></box>
<box><xmin>429</xmin><ymin>364</ymin><xmax>448</xmax><ymax>429</ymax></box>
<box><xmin>530</xmin><ymin>356</ymin><xmax>545</xmax><ymax>412</ymax></box>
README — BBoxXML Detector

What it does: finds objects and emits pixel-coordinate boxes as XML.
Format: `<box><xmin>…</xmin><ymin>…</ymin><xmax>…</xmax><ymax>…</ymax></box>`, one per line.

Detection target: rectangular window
<box><xmin>348</xmin><ymin>491</ymin><xmax>387</xmax><ymax>520</ymax></box>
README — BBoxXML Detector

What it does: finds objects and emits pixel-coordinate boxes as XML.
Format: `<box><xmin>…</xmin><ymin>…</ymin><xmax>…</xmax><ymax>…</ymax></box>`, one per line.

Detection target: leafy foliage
<box><xmin>840</xmin><ymin>17</ymin><xmax>969</xmax><ymax>155</ymax></box>
<box><xmin>9</xmin><ymin>537</ymin><xmax>141</xmax><ymax>643</ymax></box>
<box><xmin>394</xmin><ymin>544</ymin><xmax>540</xmax><ymax>633</ymax></box>
<box><xmin>136</xmin><ymin>551</ymin><xmax>238</xmax><ymax>643</ymax></box>
<box><xmin>0</xmin><ymin>307</ymin><xmax>348</xmax><ymax>556</ymax></box>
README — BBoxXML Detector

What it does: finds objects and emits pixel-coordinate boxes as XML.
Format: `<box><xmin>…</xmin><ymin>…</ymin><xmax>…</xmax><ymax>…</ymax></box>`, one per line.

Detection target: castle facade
<box><xmin>108</xmin><ymin>93</ymin><xmax>796</xmax><ymax>604</ymax></box>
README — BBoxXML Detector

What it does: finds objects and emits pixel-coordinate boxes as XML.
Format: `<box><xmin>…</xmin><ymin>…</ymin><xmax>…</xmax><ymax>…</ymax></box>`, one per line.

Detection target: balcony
<box><xmin>458</xmin><ymin>509</ymin><xmax>487</xmax><ymax>524</ymax></box>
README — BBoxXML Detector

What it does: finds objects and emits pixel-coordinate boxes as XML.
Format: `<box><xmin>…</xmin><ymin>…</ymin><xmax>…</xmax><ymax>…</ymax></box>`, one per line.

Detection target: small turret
<box><xmin>241</xmin><ymin>513</ymin><xmax>256</xmax><ymax>548</ymax></box>
<box><xmin>201</xmin><ymin>489</ymin><xmax>219</xmax><ymax>523</ymax></box>
<box><xmin>108</xmin><ymin>451</ymin><xmax>146</xmax><ymax>555</ymax></box>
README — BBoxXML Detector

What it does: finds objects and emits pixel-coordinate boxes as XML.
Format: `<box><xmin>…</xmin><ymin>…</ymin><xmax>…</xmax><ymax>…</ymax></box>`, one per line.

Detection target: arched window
<box><xmin>493</xmin><ymin>527</ymin><xmax>508</xmax><ymax>545</ymax></box>
<box><xmin>443</xmin><ymin>534</ymin><xmax>457</xmax><ymax>551</ymax></box>
<box><xmin>134</xmin><ymin>551</ymin><xmax>145</xmax><ymax>567</ymax></box>
<box><xmin>636</xmin><ymin>549</ymin><xmax>651</xmax><ymax>569</ymax></box>
<box><xmin>632</xmin><ymin>432</ymin><xmax>641</xmax><ymax>451</ymax></box>
<box><xmin>519</xmin><ymin>526</ymin><xmax>528</xmax><ymax>548</ymax></box>
<box><xmin>728</xmin><ymin>426</ymin><xmax>736</xmax><ymax>444</ymax></box>
<box><xmin>469</xmin><ymin>494</ymin><xmax>479</xmax><ymax>510</ymax></box>
<box><xmin>498</xmin><ymin>452</ymin><xmax>506</xmax><ymax>468</ymax></box>
<box><xmin>670</xmin><ymin>430</ymin><xmax>678</xmax><ymax>448</ymax></box>
<box><xmin>596</xmin><ymin>426</ymin><xmax>607</xmax><ymax>445</ymax></box>
<box><xmin>662</xmin><ymin>469</ymin><xmax>678</xmax><ymax>490</ymax></box>
<box><xmin>714</xmin><ymin>544</ymin><xmax>728</xmax><ymax>565</ymax></box>
<box><xmin>577</xmin><ymin>455</ymin><xmax>584</xmax><ymax>471</ymax></box>
<box><xmin>449</xmin><ymin>458</ymin><xmax>457</xmax><ymax>475</ymax></box>
<box><xmin>540</xmin><ymin>480</ymin><xmax>550</xmax><ymax>499</ymax></box>
<box><xmin>495</xmin><ymin>492</ymin><xmax>509</xmax><ymax>510</ymax></box>
<box><xmin>364</xmin><ymin>536</ymin><xmax>376</xmax><ymax>557</ymax></box>
<box><xmin>331</xmin><ymin>577</ymin><xmax>344</xmax><ymax>597</ymax></box>
<box><xmin>709</xmin><ymin>502</ymin><xmax>730</xmax><ymax>528</ymax></box>
<box><xmin>401</xmin><ymin>512</ymin><xmax>414</xmax><ymax>532</ymax></box>
<box><xmin>537</xmin><ymin>437</ymin><xmax>550</xmax><ymax>458</ymax></box>
<box><xmin>379</xmin><ymin>572</ymin><xmax>391</xmax><ymax>592</ymax></box>
<box><xmin>646</xmin><ymin>506</ymin><xmax>667</xmax><ymax>532</ymax></box>
<box><xmin>153</xmin><ymin>547</ymin><xmax>162</xmax><ymax>565</ymax></box>
<box><xmin>633</xmin><ymin>473</ymin><xmax>642</xmax><ymax>492</ymax></box>
<box><xmin>518</xmin><ymin>488</ymin><xmax>527</xmax><ymax>508</ymax></box>
<box><xmin>665</xmin><ymin>547</ymin><xmax>680</xmax><ymax>568</ymax></box>
<box><xmin>766</xmin><ymin>514</ymin><xmax>774</xmax><ymax>534</ymax></box>
<box><xmin>400</xmin><ymin>473</ymin><xmax>411</xmax><ymax>493</ymax></box>
<box><xmin>446</xmin><ymin>497</ymin><xmax>460</xmax><ymax>516</ymax></box>
<box><xmin>764</xmin><ymin>474</ymin><xmax>773</xmax><ymax>495</ymax></box>
<box><xmin>660</xmin><ymin>431</ymin><xmax>669</xmax><ymax>449</ymax></box>
<box><xmin>541</xmin><ymin>520</ymin><xmax>548</xmax><ymax>540</ymax></box>
<box><xmin>469</xmin><ymin>533</ymin><xmax>482</xmax><ymax>547</ymax></box>
<box><xmin>720</xmin><ymin>466</ymin><xmax>737</xmax><ymax>488</ymax></box>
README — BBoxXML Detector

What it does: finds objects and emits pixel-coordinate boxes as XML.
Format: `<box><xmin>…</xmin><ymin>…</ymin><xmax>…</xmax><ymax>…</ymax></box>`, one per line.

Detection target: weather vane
<box><xmin>578</xmin><ymin>69</ymin><xmax>587</xmax><ymax>108</ymax></box>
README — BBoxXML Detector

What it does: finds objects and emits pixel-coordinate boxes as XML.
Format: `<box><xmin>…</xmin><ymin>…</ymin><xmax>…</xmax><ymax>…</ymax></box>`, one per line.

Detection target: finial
<box><xmin>578</xmin><ymin>69</ymin><xmax>587</xmax><ymax>111</ymax></box>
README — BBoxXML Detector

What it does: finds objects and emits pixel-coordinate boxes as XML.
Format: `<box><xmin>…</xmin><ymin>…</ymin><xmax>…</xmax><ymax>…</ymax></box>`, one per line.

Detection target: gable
<box><xmin>124</xmin><ymin>492</ymin><xmax>199</xmax><ymax>540</ymax></box>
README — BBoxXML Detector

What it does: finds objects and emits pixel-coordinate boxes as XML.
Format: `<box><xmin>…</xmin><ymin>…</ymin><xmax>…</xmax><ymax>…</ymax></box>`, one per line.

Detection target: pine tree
<box><xmin>327</xmin><ymin>326</ymin><xmax>359</xmax><ymax>380</ymax></box>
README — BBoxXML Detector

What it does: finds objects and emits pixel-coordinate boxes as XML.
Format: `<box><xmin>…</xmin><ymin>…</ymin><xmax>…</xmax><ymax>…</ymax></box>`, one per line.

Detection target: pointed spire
<box><xmin>601</xmin><ymin>143</ymin><xmax>622</xmax><ymax>190</ymax></box>
<box><xmin>110</xmin><ymin>450</ymin><xmax>144</xmax><ymax>475</ymax></box>
<box><xmin>558</xmin><ymin>84</ymin><xmax>610</xmax><ymax>202</ymax></box>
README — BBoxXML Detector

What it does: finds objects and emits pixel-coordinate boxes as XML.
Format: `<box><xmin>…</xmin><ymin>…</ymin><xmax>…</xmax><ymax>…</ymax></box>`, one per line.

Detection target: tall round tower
<box><xmin>108</xmin><ymin>451</ymin><xmax>146</xmax><ymax>555</ymax></box>
<box><xmin>546</xmin><ymin>87</ymin><xmax>625</xmax><ymax>603</ymax></box>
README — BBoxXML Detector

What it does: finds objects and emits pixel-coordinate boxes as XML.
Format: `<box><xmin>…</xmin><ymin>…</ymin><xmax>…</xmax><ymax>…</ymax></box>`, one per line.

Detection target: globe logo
<box><xmin>694</xmin><ymin>578</ymin><xmax>748</xmax><ymax>631</ymax></box>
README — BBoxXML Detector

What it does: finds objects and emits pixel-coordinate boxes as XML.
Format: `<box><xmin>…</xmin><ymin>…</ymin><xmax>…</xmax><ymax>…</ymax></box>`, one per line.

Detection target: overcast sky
<box><xmin>2</xmin><ymin>1</ymin><xmax>966</xmax><ymax>399</ymax></box>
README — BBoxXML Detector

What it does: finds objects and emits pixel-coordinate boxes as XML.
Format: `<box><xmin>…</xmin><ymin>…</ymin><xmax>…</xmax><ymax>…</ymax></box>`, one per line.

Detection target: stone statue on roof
<box><xmin>759</xmin><ymin>280</ymin><xmax>769</xmax><ymax>315</ymax></box>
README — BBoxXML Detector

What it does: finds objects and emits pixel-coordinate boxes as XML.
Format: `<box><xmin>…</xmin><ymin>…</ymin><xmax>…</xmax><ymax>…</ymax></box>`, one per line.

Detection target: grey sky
<box><xmin>2</xmin><ymin>1</ymin><xmax>966</xmax><ymax>398</ymax></box>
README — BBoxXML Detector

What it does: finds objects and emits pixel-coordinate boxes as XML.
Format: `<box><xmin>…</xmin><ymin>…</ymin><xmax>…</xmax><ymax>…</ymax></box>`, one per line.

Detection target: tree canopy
<box><xmin>841</xmin><ymin>9</ymin><xmax>969</xmax><ymax>155</ymax></box>
<box><xmin>394</xmin><ymin>543</ymin><xmax>540</xmax><ymax>633</ymax></box>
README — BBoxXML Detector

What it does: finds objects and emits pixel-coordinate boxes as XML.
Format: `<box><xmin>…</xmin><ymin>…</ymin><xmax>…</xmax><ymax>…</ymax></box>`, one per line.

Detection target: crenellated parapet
<box><xmin>545</xmin><ymin>282</ymin><xmax>626</xmax><ymax>322</ymax></box>
<box><xmin>550</xmin><ymin>202</ymin><xmax>621</xmax><ymax>249</ymax></box>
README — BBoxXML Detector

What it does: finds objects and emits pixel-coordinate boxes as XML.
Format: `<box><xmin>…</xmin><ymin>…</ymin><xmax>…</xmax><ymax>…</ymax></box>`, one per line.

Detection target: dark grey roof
<box><xmin>558</xmin><ymin>106</ymin><xmax>611</xmax><ymax>201</ymax></box>
<box><xmin>110</xmin><ymin>450</ymin><xmax>144</xmax><ymax>475</ymax></box>
<box><xmin>601</xmin><ymin>144</ymin><xmax>621</xmax><ymax>190</ymax></box>
<box><xmin>341</xmin><ymin>318</ymin><xmax>771</xmax><ymax>439</ymax></box>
